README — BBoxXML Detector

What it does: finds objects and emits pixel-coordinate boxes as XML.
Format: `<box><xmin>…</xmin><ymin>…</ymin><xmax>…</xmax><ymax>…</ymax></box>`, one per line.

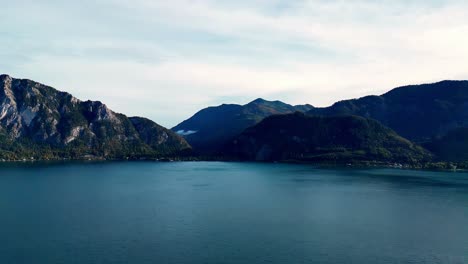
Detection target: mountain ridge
<box><xmin>308</xmin><ymin>80</ymin><xmax>468</xmax><ymax>141</ymax></box>
<box><xmin>2</xmin><ymin>74</ymin><xmax>468</xmax><ymax>164</ymax></box>
<box><xmin>222</xmin><ymin>112</ymin><xmax>432</xmax><ymax>163</ymax></box>
<box><xmin>0</xmin><ymin>74</ymin><xmax>190</xmax><ymax>160</ymax></box>
<box><xmin>172</xmin><ymin>98</ymin><xmax>314</xmax><ymax>153</ymax></box>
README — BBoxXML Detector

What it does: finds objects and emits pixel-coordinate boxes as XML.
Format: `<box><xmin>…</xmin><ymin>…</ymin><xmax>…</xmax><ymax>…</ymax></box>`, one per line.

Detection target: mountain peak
<box><xmin>247</xmin><ymin>98</ymin><xmax>287</xmax><ymax>106</ymax></box>
<box><xmin>173</xmin><ymin>97</ymin><xmax>314</xmax><ymax>153</ymax></box>
<box><xmin>0</xmin><ymin>74</ymin><xmax>12</xmax><ymax>81</ymax></box>
<box><xmin>250</xmin><ymin>98</ymin><xmax>268</xmax><ymax>104</ymax></box>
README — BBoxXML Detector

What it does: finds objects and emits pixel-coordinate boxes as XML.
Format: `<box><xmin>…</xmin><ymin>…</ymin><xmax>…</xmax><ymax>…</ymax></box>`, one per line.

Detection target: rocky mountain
<box><xmin>172</xmin><ymin>98</ymin><xmax>314</xmax><ymax>153</ymax></box>
<box><xmin>0</xmin><ymin>74</ymin><xmax>190</xmax><ymax>160</ymax></box>
<box><xmin>223</xmin><ymin>112</ymin><xmax>431</xmax><ymax>163</ymax></box>
<box><xmin>308</xmin><ymin>80</ymin><xmax>468</xmax><ymax>142</ymax></box>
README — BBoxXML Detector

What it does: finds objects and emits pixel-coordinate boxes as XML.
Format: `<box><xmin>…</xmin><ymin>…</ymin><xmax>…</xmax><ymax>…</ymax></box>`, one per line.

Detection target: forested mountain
<box><xmin>424</xmin><ymin>127</ymin><xmax>468</xmax><ymax>162</ymax></box>
<box><xmin>223</xmin><ymin>112</ymin><xmax>431</xmax><ymax>163</ymax></box>
<box><xmin>308</xmin><ymin>80</ymin><xmax>468</xmax><ymax>142</ymax></box>
<box><xmin>172</xmin><ymin>98</ymin><xmax>313</xmax><ymax>153</ymax></box>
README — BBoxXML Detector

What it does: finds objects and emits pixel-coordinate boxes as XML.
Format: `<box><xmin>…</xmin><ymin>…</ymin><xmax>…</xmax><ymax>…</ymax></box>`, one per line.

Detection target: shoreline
<box><xmin>0</xmin><ymin>158</ymin><xmax>465</xmax><ymax>172</ymax></box>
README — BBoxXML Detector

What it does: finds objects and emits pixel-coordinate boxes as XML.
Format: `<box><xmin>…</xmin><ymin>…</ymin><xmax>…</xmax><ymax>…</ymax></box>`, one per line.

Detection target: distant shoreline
<box><xmin>1</xmin><ymin>158</ymin><xmax>465</xmax><ymax>172</ymax></box>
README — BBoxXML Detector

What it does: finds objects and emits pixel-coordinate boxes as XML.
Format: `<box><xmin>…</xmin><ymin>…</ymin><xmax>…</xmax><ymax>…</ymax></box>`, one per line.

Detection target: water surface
<box><xmin>0</xmin><ymin>162</ymin><xmax>467</xmax><ymax>264</ymax></box>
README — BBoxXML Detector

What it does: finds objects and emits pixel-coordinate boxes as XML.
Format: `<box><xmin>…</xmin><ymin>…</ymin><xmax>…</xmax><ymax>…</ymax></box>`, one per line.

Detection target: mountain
<box><xmin>223</xmin><ymin>112</ymin><xmax>431</xmax><ymax>163</ymax></box>
<box><xmin>172</xmin><ymin>98</ymin><xmax>314</xmax><ymax>153</ymax></box>
<box><xmin>0</xmin><ymin>74</ymin><xmax>190</xmax><ymax>160</ymax></box>
<box><xmin>307</xmin><ymin>80</ymin><xmax>468</xmax><ymax>142</ymax></box>
<box><xmin>423</xmin><ymin>127</ymin><xmax>468</xmax><ymax>162</ymax></box>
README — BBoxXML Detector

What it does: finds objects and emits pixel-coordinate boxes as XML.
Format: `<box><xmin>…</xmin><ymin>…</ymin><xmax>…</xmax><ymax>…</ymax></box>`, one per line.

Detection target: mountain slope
<box><xmin>423</xmin><ymin>127</ymin><xmax>468</xmax><ymax>162</ymax></box>
<box><xmin>129</xmin><ymin>116</ymin><xmax>191</xmax><ymax>155</ymax></box>
<box><xmin>0</xmin><ymin>74</ymin><xmax>190</xmax><ymax>160</ymax></box>
<box><xmin>223</xmin><ymin>112</ymin><xmax>431</xmax><ymax>163</ymax></box>
<box><xmin>308</xmin><ymin>80</ymin><xmax>468</xmax><ymax>142</ymax></box>
<box><xmin>172</xmin><ymin>98</ymin><xmax>314</xmax><ymax>153</ymax></box>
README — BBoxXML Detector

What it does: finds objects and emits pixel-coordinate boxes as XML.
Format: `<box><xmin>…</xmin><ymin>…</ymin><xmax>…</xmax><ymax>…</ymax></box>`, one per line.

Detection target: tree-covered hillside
<box><xmin>223</xmin><ymin>112</ymin><xmax>432</xmax><ymax>164</ymax></box>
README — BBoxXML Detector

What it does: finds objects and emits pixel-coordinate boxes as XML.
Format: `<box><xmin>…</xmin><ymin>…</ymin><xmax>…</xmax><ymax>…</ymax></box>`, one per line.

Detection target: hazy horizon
<box><xmin>2</xmin><ymin>0</ymin><xmax>468</xmax><ymax>127</ymax></box>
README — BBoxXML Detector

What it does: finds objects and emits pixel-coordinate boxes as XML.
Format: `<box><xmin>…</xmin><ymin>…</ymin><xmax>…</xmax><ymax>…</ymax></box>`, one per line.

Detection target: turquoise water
<box><xmin>0</xmin><ymin>162</ymin><xmax>467</xmax><ymax>264</ymax></box>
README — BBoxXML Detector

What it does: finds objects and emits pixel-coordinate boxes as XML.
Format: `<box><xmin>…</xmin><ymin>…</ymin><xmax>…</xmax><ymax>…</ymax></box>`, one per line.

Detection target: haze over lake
<box><xmin>0</xmin><ymin>162</ymin><xmax>467</xmax><ymax>264</ymax></box>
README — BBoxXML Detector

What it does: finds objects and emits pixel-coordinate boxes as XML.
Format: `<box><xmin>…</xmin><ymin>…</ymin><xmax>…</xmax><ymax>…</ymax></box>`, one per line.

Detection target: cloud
<box><xmin>1</xmin><ymin>0</ymin><xmax>468</xmax><ymax>127</ymax></box>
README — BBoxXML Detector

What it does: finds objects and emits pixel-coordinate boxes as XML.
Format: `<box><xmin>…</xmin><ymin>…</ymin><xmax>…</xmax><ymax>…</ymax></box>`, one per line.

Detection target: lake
<box><xmin>0</xmin><ymin>162</ymin><xmax>467</xmax><ymax>264</ymax></box>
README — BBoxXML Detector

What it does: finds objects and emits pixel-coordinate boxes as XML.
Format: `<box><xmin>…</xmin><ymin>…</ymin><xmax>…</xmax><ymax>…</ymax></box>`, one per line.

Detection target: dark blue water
<box><xmin>0</xmin><ymin>162</ymin><xmax>467</xmax><ymax>264</ymax></box>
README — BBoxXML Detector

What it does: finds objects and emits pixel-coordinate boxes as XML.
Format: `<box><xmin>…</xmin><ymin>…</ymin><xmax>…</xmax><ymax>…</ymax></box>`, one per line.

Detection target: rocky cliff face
<box><xmin>0</xmin><ymin>74</ymin><xmax>190</xmax><ymax>159</ymax></box>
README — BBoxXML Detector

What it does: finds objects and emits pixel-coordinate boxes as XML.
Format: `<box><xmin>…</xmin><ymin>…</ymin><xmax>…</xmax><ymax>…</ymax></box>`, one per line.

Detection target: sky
<box><xmin>2</xmin><ymin>0</ymin><xmax>468</xmax><ymax>127</ymax></box>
